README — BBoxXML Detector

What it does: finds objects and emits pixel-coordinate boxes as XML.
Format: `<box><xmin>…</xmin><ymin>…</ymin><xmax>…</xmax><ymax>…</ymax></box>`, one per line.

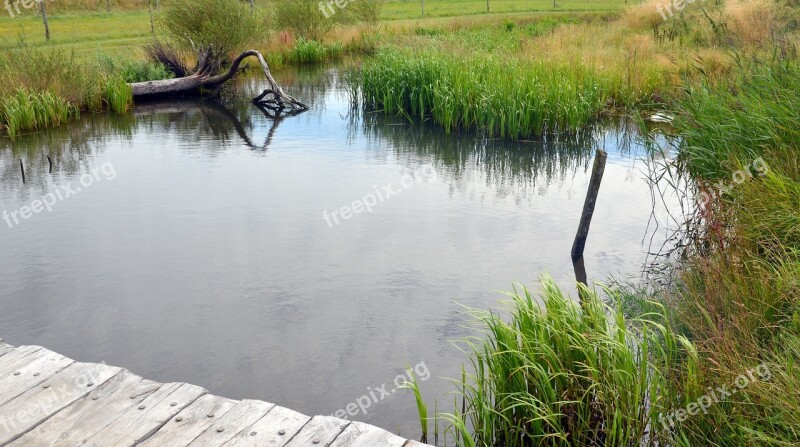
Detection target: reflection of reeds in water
<box><xmin>0</xmin><ymin>65</ymin><xmax>646</xmax><ymax>201</ymax></box>
<box><xmin>348</xmin><ymin>102</ymin><xmax>641</xmax><ymax>192</ymax></box>
<box><xmin>0</xmin><ymin>113</ymin><xmax>135</xmax><ymax>195</ymax></box>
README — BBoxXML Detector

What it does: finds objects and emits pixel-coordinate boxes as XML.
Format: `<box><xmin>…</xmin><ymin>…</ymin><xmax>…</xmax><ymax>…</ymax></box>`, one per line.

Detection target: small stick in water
<box><xmin>571</xmin><ymin>149</ymin><xmax>607</xmax><ymax>261</ymax></box>
<box><xmin>47</xmin><ymin>155</ymin><xmax>53</xmax><ymax>173</ymax></box>
<box><xmin>20</xmin><ymin>159</ymin><xmax>26</xmax><ymax>184</ymax></box>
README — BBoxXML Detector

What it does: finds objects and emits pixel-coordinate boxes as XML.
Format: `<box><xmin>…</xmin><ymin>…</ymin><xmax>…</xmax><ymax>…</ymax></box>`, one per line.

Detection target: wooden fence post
<box><xmin>571</xmin><ymin>149</ymin><xmax>607</xmax><ymax>261</ymax></box>
<box><xmin>39</xmin><ymin>0</ymin><xmax>50</xmax><ymax>41</ymax></box>
<box><xmin>148</xmin><ymin>0</ymin><xmax>154</xmax><ymax>34</ymax></box>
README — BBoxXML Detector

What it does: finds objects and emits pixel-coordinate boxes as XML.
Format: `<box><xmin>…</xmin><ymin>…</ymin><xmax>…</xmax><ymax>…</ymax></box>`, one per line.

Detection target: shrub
<box><xmin>161</xmin><ymin>0</ymin><xmax>263</xmax><ymax>58</ymax></box>
<box><xmin>272</xmin><ymin>0</ymin><xmax>382</xmax><ymax>41</ymax></box>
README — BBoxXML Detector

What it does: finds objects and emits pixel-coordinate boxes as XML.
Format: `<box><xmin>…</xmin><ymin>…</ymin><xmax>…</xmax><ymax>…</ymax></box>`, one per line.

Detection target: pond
<box><xmin>0</xmin><ymin>63</ymin><xmax>676</xmax><ymax>438</ymax></box>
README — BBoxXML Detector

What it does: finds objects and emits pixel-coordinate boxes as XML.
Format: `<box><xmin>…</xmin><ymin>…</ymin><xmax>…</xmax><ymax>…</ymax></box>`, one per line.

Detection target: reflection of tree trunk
<box><xmin>133</xmin><ymin>99</ymin><xmax>284</xmax><ymax>150</ymax></box>
<box><xmin>129</xmin><ymin>50</ymin><xmax>307</xmax><ymax>118</ymax></box>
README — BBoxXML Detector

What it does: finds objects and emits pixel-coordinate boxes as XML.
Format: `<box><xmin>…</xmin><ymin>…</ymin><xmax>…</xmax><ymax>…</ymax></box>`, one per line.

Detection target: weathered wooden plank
<box><xmin>222</xmin><ymin>405</ymin><xmax>310</xmax><ymax>447</ymax></box>
<box><xmin>0</xmin><ymin>341</ymin><xmax>13</xmax><ymax>358</ymax></box>
<box><xmin>7</xmin><ymin>370</ymin><xmax>160</xmax><ymax>447</ymax></box>
<box><xmin>283</xmin><ymin>416</ymin><xmax>349</xmax><ymax>447</ymax></box>
<box><xmin>329</xmin><ymin>421</ymin><xmax>409</xmax><ymax>447</ymax></box>
<box><xmin>0</xmin><ymin>342</ymin><xmax>433</xmax><ymax>447</ymax></box>
<box><xmin>404</xmin><ymin>440</ymin><xmax>431</xmax><ymax>447</ymax></box>
<box><xmin>186</xmin><ymin>399</ymin><xmax>274</xmax><ymax>447</ymax></box>
<box><xmin>0</xmin><ymin>349</ymin><xmax>74</xmax><ymax>407</ymax></box>
<box><xmin>0</xmin><ymin>361</ymin><xmax>122</xmax><ymax>445</ymax></box>
<box><xmin>82</xmin><ymin>382</ymin><xmax>206</xmax><ymax>446</ymax></box>
<box><xmin>139</xmin><ymin>394</ymin><xmax>238</xmax><ymax>447</ymax></box>
<box><xmin>0</xmin><ymin>346</ymin><xmax>45</xmax><ymax>379</ymax></box>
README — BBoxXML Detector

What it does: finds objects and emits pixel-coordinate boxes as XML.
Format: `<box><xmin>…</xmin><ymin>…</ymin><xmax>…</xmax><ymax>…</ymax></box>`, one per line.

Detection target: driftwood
<box><xmin>129</xmin><ymin>49</ymin><xmax>308</xmax><ymax>118</ymax></box>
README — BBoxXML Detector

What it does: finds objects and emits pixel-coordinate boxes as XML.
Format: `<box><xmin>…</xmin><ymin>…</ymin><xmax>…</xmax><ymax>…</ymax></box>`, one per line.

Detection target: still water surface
<box><xmin>0</xmin><ymin>64</ymin><xmax>673</xmax><ymax>437</ymax></box>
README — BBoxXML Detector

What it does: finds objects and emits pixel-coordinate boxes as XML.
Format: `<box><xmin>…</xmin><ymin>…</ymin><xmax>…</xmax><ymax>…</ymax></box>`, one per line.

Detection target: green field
<box><xmin>0</xmin><ymin>0</ymin><xmax>629</xmax><ymax>58</ymax></box>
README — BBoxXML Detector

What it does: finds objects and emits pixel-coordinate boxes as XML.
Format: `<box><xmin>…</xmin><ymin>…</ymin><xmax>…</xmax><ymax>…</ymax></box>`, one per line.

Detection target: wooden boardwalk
<box><xmin>0</xmin><ymin>340</ymin><xmax>432</xmax><ymax>447</ymax></box>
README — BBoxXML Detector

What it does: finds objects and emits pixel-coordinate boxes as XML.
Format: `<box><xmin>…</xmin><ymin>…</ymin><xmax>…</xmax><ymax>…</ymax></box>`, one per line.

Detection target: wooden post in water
<box><xmin>571</xmin><ymin>149</ymin><xmax>607</xmax><ymax>262</ymax></box>
<box><xmin>47</xmin><ymin>155</ymin><xmax>53</xmax><ymax>173</ymax></box>
<box><xmin>573</xmin><ymin>255</ymin><xmax>590</xmax><ymax>303</ymax></box>
<box><xmin>19</xmin><ymin>159</ymin><xmax>25</xmax><ymax>184</ymax></box>
<box><xmin>573</xmin><ymin>256</ymin><xmax>587</xmax><ymax>286</ymax></box>
<box><xmin>39</xmin><ymin>0</ymin><xmax>50</xmax><ymax>41</ymax></box>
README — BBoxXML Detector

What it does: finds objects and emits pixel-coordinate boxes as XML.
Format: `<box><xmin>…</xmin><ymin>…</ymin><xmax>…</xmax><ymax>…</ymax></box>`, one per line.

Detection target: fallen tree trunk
<box><xmin>129</xmin><ymin>49</ymin><xmax>308</xmax><ymax>117</ymax></box>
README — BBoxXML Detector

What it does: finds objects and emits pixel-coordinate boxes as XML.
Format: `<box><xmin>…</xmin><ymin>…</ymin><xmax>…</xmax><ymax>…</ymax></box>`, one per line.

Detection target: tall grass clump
<box><xmin>284</xmin><ymin>39</ymin><xmax>344</xmax><ymax>64</ymax></box>
<box><xmin>104</xmin><ymin>77</ymin><xmax>133</xmax><ymax>114</ymax></box>
<box><xmin>1</xmin><ymin>89</ymin><xmax>79</xmax><ymax>138</ymax></box>
<box><xmin>355</xmin><ymin>50</ymin><xmax>613</xmax><ymax>138</ymax></box>
<box><xmin>672</xmin><ymin>57</ymin><xmax>800</xmax><ymax>180</ymax></box>
<box><xmin>0</xmin><ymin>43</ymin><xmax>134</xmax><ymax>136</ymax></box>
<box><xmin>442</xmin><ymin>277</ymin><xmax>696</xmax><ymax>447</ymax></box>
<box><xmin>724</xmin><ymin>0</ymin><xmax>780</xmax><ymax>48</ymax></box>
<box><xmin>648</xmin><ymin>52</ymin><xmax>800</xmax><ymax>447</ymax></box>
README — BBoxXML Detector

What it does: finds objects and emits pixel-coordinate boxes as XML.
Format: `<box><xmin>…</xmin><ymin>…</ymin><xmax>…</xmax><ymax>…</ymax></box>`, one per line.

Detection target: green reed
<box><xmin>355</xmin><ymin>50</ymin><xmax>614</xmax><ymax>139</ymax></box>
<box><xmin>439</xmin><ymin>277</ymin><xmax>695</xmax><ymax>447</ymax></box>
<box><xmin>104</xmin><ymin>76</ymin><xmax>134</xmax><ymax>114</ymax></box>
<box><xmin>1</xmin><ymin>88</ymin><xmax>79</xmax><ymax>139</ymax></box>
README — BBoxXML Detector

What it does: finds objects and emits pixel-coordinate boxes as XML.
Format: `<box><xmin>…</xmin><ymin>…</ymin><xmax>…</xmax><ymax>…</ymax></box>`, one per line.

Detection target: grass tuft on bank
<box><xmin>444</xmin><ymin>278</ymin><xmax>695</xmax><ymax>447</ymax></box>
<box><xmin>0</xmin><ymin>44</ymin><xmax>134</xmax><ymax>138</ymax></box>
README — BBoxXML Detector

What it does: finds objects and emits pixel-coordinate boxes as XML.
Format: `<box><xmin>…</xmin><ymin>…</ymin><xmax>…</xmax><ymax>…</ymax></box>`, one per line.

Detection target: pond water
<box><xmin>0</xmin><ymin>64</ymin><xmax>675</xmax><ymax>438</ymax></box>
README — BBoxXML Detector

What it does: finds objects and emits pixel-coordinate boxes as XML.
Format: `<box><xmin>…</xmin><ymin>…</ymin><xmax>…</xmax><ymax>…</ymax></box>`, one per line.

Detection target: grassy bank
<box><xmin>352</xmin><ymin>13</ymin><xmax>666</xmax><ymax>137</ymax></box>
<box><xmin>428</xmin><ymin>32</ymin><xmax>800</xmax><ymax>447</ymax></box>
<box><xmin>427</xmin><ymin>60</ymin><xmax>800</xmax><ymax>445</ymax></box>
<box><xmin>0</xmin><ymin>45</ymin><xmax>134</xmax><ymax>138</ymax></box>
<box><xmin>352</xmin><ymin>0</ymin><xmax>798</xmax><ymax>139</ymax></box>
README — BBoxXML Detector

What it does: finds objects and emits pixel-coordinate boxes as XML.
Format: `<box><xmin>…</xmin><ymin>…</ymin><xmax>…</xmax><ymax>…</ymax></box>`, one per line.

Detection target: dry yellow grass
<box><xmin>724</xmin><ymin>0</ymin><xmax>779</xmax><ymax>47</ymax></box>
<box><xmin>623</xmin><ymin>0</ymin><xmax>667</xmax><ymax>30</ymax></box>
<box><xmin>520</xmin><ymin>22</ymin><xmax>673</xmax><ymax>101</ymax></box>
